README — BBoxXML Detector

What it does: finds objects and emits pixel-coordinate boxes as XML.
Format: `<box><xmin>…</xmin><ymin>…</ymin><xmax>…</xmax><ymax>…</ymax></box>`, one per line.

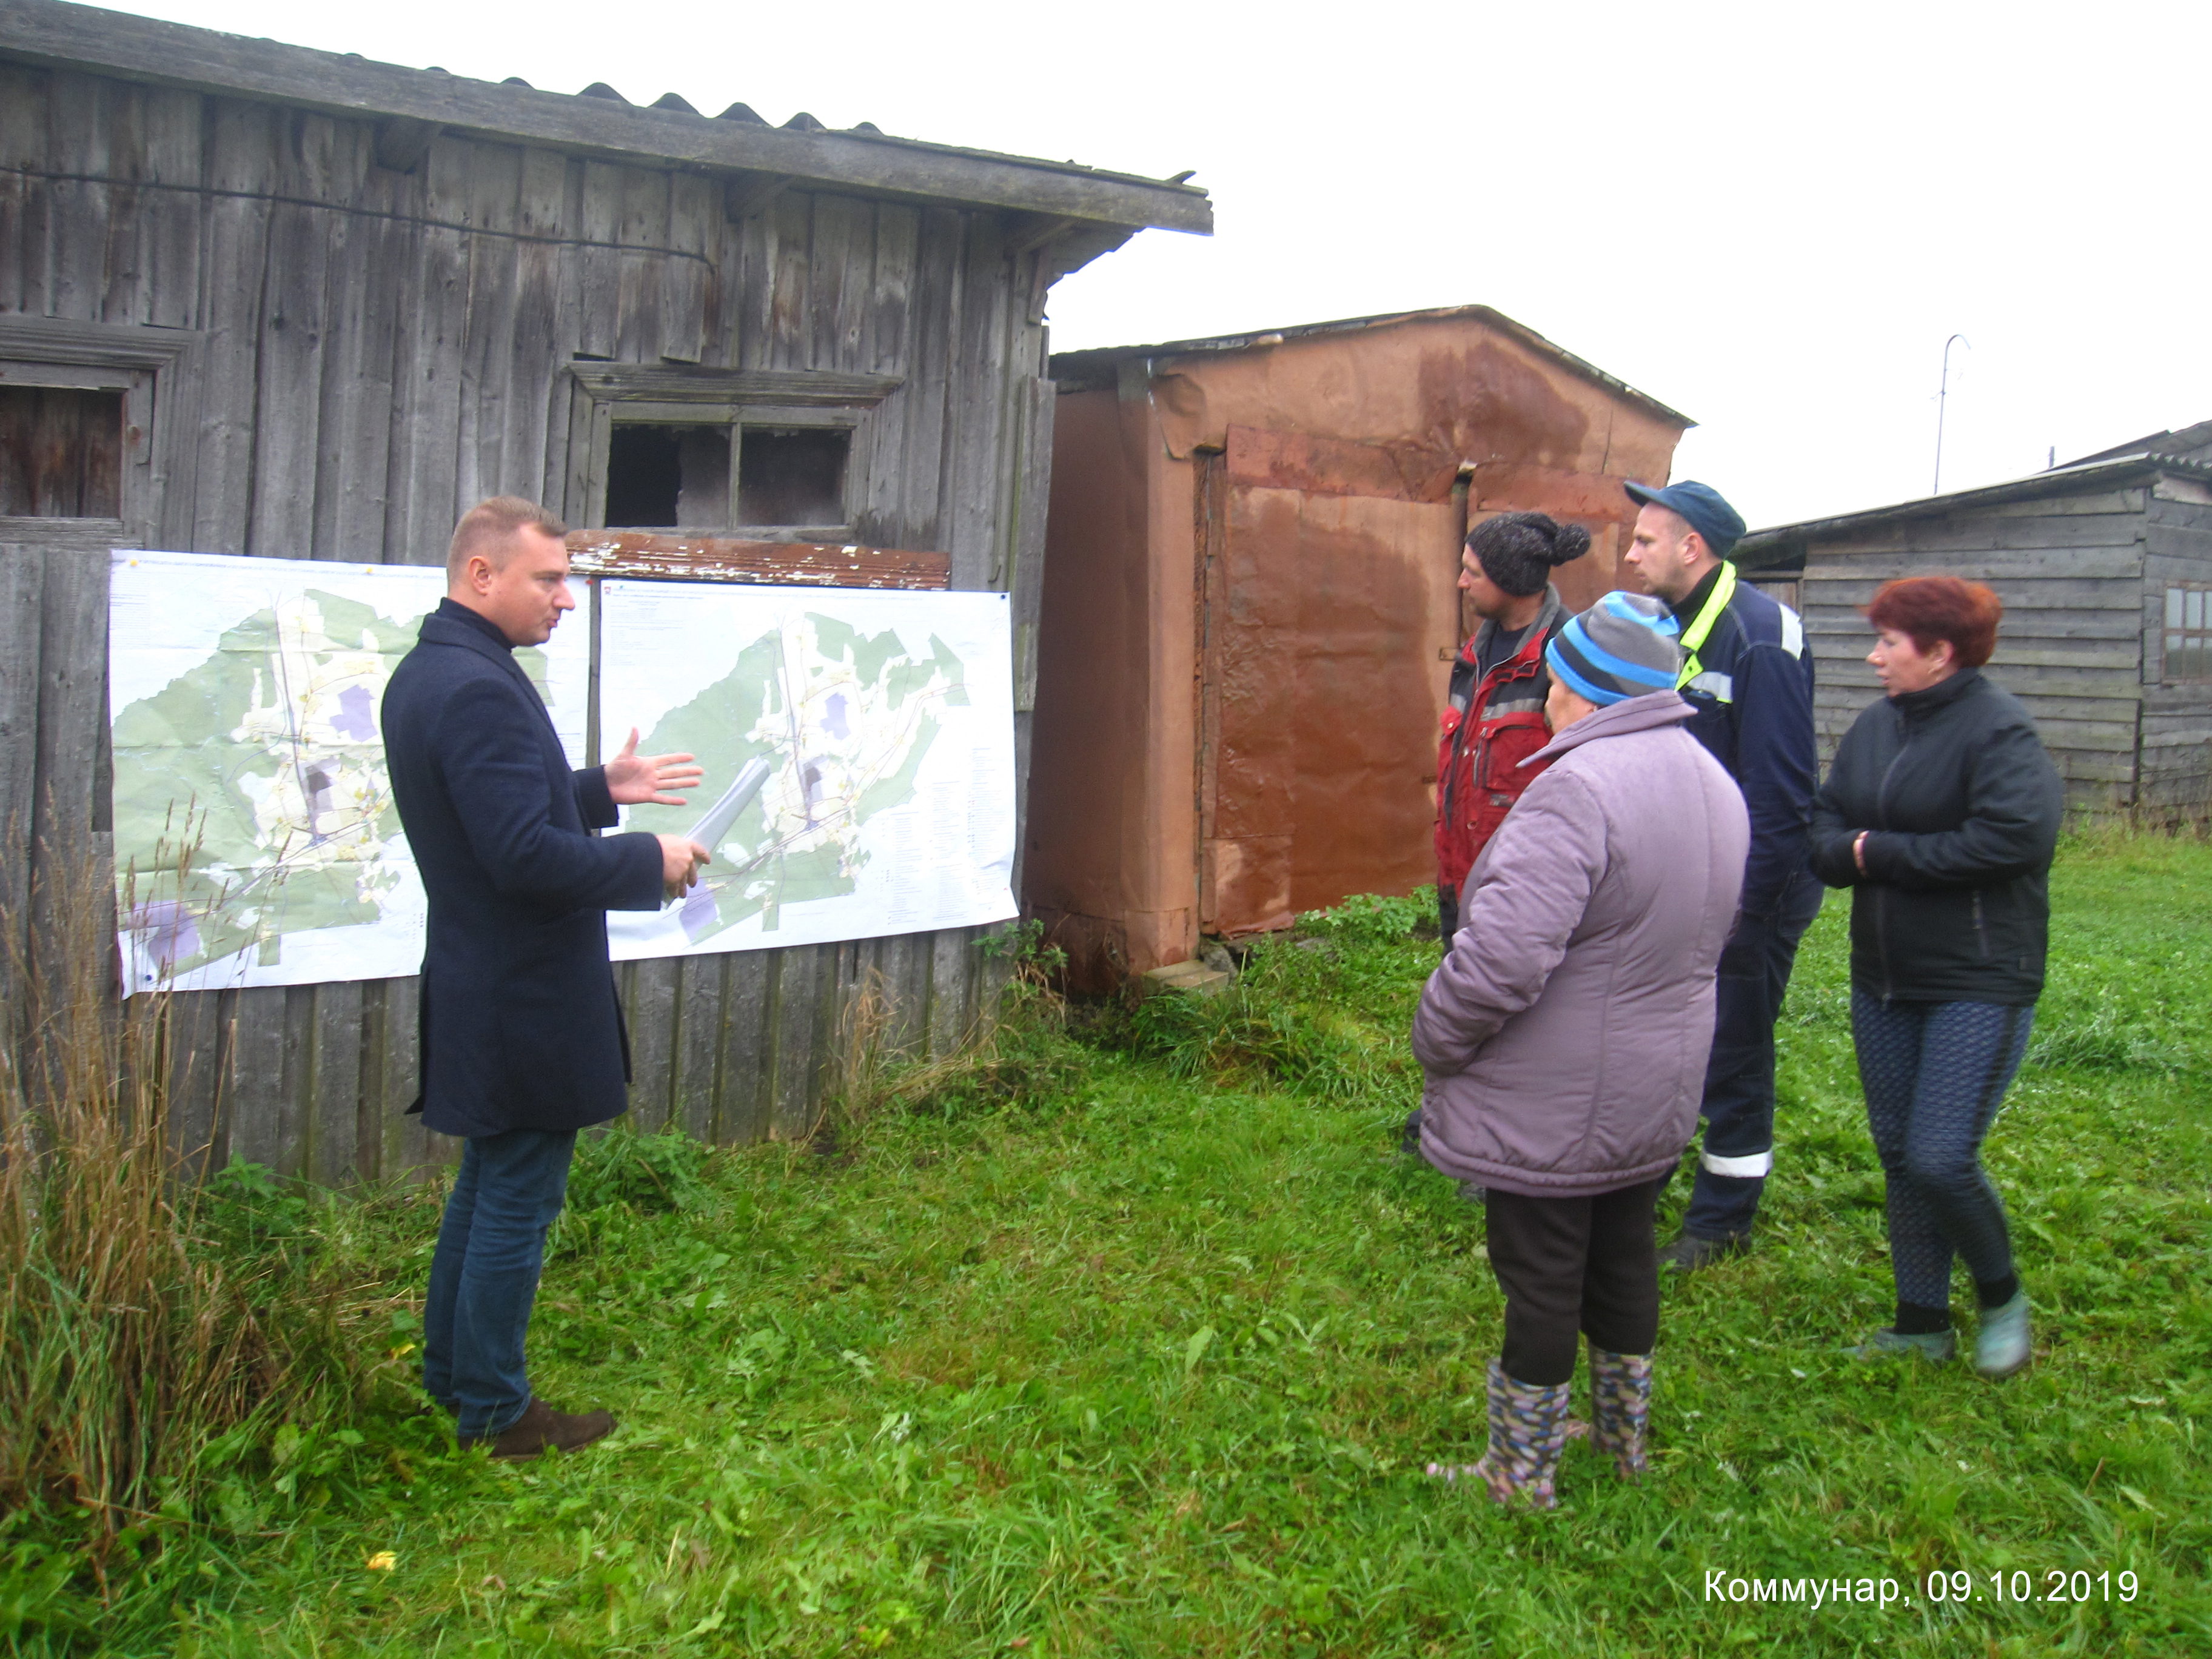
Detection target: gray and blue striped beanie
<box><xmin>1545</xmin><ymin>591</ymin><xmax>1682</xmax><ymax>706</ymax></box>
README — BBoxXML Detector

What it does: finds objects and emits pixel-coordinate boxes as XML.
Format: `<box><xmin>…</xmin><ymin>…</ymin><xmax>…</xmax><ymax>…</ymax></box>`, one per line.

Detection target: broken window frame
<box><xmin>565</xmin><ymin>364</ymin><xmax>902</xmax><ymax>543</ymax></box>
<box><xmin>589</xmin><ymin>401</ymin><xmax>861</xmax><ymax>537</ymax></box>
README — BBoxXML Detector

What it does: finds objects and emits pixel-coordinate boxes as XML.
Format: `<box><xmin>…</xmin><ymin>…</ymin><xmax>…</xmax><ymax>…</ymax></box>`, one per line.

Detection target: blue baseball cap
<box><xmin>1623</xmin><ymin>479</ymin><xmax>1746</xmax><ymax>559</ymax></box>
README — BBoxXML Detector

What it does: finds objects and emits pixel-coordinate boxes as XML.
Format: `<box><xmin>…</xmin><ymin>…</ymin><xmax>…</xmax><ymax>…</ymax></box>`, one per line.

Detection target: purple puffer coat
<box><xmin>1413</xmin><ymin>691</ymin><xmax>1749</xmax><ymax>1197</ymax></box>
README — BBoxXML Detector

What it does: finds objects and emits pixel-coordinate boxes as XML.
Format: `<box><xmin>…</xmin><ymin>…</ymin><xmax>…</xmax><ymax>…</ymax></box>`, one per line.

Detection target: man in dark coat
<box><xmin>1621</xmin><ymin>480</ymin><xmax>1822</xmax><ymax>1271</ymax></box>
<box><xmin>381</xmin><ymin>496</ymin><xmax>708</xmax><ymax>1458</ymax></box>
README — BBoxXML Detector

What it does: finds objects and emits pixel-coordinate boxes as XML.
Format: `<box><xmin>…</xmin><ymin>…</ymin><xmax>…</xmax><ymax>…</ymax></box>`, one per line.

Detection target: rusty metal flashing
<box><xmin>1735</xmin><ymin>452</ymin><xmax>2212</xmax><ymax>558</ymax></box>
<box><xmin>566</xmin><ymin>531</ymin><xmax>949</xmax><ymax>591</ymax></box>
<box><xmin>1050</xmin><ymin>304</ymin><xmax>1691</xmax><ymax>429</ymax></box>
<box><xmin>0</xmin><ymin>0</ymin><xmax>1213</xmax><ymax>233</ymax></box>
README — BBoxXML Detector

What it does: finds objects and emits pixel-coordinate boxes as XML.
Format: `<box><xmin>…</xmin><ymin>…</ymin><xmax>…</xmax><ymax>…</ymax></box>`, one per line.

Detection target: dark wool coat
<box><xmin>1808</xmin><ymin>668</ymin><xmax>2063</xmax><ymax>1006</ymax></box>
<box><xmin>381</xmin><ymin>600</ymin><xmax>665</xmax><ymax>1138</ymax></box>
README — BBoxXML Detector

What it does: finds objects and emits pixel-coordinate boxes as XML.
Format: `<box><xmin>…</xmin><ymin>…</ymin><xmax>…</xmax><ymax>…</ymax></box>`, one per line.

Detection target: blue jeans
<box><xmin>1682</xmin><ymin>870</ymin><xmax>1825</xmax><ymax>1239</ymax></box>
<box><xmin>1851</xmin><ymin>993</ymin><xmax>2033</xmax><ymax>1312</ymax></box>
<box><xmin>422</xmin><ymin>1128</ymin><xmax>578</xmax><ymax>1439</ymax></box>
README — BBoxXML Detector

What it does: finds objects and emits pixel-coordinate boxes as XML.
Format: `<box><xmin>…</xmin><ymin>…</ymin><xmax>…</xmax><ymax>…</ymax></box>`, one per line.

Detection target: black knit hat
<box><xmin>1467</xmin><ymin>512</ymin><xmax>1592</xmax><ymax>597</ymax></box>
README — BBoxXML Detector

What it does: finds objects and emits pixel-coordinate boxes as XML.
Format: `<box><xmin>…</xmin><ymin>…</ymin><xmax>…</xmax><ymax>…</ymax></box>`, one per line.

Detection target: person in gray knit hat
<box><xmin>1414</xmin><ymin>590</ymin><xmax>1749</xmax><ymax>1507</ymax></box>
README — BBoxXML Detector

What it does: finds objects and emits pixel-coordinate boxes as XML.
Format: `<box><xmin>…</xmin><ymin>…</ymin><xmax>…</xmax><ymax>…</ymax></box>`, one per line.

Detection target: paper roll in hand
<box><xmin>684</xmin><ymin>756</ymin><xmax>773</xmax><ymax>856</ymax></box>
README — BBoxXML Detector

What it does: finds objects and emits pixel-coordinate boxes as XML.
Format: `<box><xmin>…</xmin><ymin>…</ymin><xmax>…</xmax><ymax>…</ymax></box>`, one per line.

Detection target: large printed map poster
<box><xmin>109</xmin><ymin>551</ymin><xmax>589</xmax><ymax>995</ymax></box>
<box><xmin>598</xmin><ymin>579</ymin><xmax>1017</xmax><ymax>959</ymax></box>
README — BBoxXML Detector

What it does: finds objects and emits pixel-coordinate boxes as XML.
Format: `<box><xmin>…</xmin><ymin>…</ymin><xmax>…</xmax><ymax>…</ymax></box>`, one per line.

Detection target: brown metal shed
<box><xmin>1024</xmin><ymin>306</ymin><xmax>1689</xmax><ymax>987</ymax></box>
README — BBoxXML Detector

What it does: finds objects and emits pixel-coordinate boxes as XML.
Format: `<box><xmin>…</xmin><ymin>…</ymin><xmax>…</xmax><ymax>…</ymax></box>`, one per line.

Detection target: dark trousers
<box><xmin>422</xmin><ymin>1127</ymin><xmax>578</xmax><ymax>1439</ymax></box>
<box><xmin>1483</xmin><ymin>1178</ymin><xmax>1664</xmax><ymax>1386</ymax></box>
<box><xmin>1682</xmin><ymin>870</ymin><xmax>1824</xmax><ymax>1239</ymax></box>
<box><xmin>1852</xmin><ymin>994</ymin><xmax>2032</xmax><ymax>1313</ymax></box>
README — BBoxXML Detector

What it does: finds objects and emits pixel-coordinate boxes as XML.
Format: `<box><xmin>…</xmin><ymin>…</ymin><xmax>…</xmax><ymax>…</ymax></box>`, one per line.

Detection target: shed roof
<box><xmin>0</xmin><ymin>0</ymin><xmax>1212</xmax><ymax>233</ymax></box>
<box><xmin>1048</xmin><ymin>304</ymin><xmax>1692</xmax><ymax>428</ymax></box>
<box><xmin>1736</xmin><ymin>451</ymin><xmax>2212</xmax><ymax>565</ymax></box>
<box><xmin>2062</xmin><ymin>417</ymin><xmax>2212</xmax><ymax>468</ymax></box>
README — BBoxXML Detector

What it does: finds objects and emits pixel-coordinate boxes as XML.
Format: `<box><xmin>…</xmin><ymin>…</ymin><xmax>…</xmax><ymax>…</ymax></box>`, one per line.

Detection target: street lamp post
<box><xmin>1934</xmin><ymin>333</ymin><xmax>1969</xmax><ymax>495</ymax></box>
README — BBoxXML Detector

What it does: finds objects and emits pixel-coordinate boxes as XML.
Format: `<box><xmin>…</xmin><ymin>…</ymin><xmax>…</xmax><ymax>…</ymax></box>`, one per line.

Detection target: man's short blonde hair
<box><xmin>447</xmin><ymin>497</ymin><xmax>568</xmax><ymax>582</ymax></box>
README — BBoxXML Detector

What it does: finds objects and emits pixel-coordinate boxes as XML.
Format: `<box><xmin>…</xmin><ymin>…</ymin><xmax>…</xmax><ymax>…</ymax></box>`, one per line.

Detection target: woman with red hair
<box><xmin>1809</xmin><ymin>576</ymin><xmax>2063</xmax><ymax>1379</ymax></box>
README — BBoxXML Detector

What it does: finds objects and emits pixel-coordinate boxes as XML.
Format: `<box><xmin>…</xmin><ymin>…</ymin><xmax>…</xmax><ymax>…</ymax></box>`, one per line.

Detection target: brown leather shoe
<box><xmin>460</xmin><ymin>1398</ymin><xmax>615</xmax><ymax>1460</ymax></box>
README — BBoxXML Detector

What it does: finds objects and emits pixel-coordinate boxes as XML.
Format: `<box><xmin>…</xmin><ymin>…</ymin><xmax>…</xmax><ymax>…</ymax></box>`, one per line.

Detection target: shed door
<box><xmin>1196</xmin><ymin>454</ymin><xmax>1460</xmax><ymax>934</ymax></box>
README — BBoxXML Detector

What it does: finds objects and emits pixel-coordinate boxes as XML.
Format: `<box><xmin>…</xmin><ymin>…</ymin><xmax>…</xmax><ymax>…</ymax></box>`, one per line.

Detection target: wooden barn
<box><xmin>0</xmin><ymin>0</ymin><xmax>1208</xmax><ymax>1182</ymax></box>
<box><xmin>1736</xmin><ymin>426</ymin><xmax>2212</xmax><ymax>820</ymax></box>
<box><xmin>1022</xmin><ymin>306</ymin><xmax>1690</xmax><ymax>987</ymax></box>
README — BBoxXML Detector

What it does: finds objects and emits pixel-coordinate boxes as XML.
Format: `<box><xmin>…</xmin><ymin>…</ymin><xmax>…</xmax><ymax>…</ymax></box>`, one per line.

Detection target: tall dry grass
<box><xmin>817</xmin><ymin>923</ymin><xmax>1079</xmax><ymax>1135</ymax></box>
<box><xmin>0</xmin><ymin>845</ymin><xmax>273</xmax><ymax>1540</ymax></box>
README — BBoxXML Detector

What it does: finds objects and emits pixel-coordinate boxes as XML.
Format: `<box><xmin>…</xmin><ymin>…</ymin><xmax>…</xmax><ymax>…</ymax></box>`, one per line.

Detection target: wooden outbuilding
<box><xmin>1022</xmin><ymin>306</ymin><xmax>1689</xmax><ymax>987</ymax></box>
<box><xmin>1736</xmin><ymin>424</ymin><xmax>2212</xmax><ymax>820</ymax></box>
<box><xmin>0</xmin><ymin>0</ymin><xmax>1208</xmax><ymax>1181</ymax></box>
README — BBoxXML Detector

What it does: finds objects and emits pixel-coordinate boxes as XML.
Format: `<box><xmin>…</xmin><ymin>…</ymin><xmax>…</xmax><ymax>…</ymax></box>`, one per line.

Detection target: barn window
<box><xmin>0</xmin><ymin>383</ymin><xmax>124</xmax><ymax>517</ymax></box>
<box><xmin>2165</xmin><ymin>585</ymin><xmax>2212</xmax><ymax>684</ymax></box>
<box><xmin>595</xmin><ymin>411</ymin><xmax>855</xmax><ymax>535</ymax></box>
<box><xmin>569</xmin><ymin>363</ymin><xmax>896</xmax><ymax>541</ymax></box>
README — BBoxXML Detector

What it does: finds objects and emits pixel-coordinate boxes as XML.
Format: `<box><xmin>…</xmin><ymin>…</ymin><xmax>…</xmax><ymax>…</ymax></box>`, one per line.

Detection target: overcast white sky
<box><xmin>112</xmin><ymin>0</ymin><xmax>2212</xmax><ymax>529</ymax></box>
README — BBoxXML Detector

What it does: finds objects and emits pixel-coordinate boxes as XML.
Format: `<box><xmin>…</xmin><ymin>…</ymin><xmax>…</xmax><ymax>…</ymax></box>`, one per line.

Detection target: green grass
<box><xmin>28</xmin><ymin>834</ymin><xmax>2212</xmax><ymax>1656</ymax></box>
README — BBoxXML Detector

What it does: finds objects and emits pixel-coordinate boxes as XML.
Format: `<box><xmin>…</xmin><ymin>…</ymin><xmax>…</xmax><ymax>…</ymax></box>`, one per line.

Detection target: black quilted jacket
<box><xmin>1809</xmin><ymin>668</ymin><xmax>2063</xmax><ymax>1006</ymax></box>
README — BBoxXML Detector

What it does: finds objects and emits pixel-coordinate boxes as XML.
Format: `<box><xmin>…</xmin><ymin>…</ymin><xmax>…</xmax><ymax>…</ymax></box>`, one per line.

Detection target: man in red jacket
<box><xmin>1406</xmin><ymin>512</ymin><xmax>1590</xmax><ymax>1165</ymax></box>
<box><xmin>1434</xmin><ymin>512</ymin><xmax>1593</xmax><ymax>941</ymax></box>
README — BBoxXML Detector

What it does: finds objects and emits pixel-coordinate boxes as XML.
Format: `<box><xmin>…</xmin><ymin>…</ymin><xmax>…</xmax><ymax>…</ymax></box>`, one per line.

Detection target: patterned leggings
<box><xmin>1851</xmin><ymin>993</ymin><xmax>2034</xmax><ymax>1312</ymax></box>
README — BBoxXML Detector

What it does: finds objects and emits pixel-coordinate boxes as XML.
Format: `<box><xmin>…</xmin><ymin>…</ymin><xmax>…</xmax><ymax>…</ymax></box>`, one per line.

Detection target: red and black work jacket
<box><xmin>1434</xmin><ymin>590</ymin><xmax>1569</xmax><ymax>898</ymax></box>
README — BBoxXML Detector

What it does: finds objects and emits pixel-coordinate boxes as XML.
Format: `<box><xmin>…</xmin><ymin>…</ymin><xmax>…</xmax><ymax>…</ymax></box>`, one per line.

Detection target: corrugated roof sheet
<box><xmin>0</xmin><ymin>0</ymin><xmax>1212</xmax><ymax>233</ymax></box>
<box><xmin>1050</xmin><ymin>304</ymin><xmax>1692</xmax><ymax>429</ymax></box>
<box><xmin>1737</xmin><ymin>450</ymin><xmax>2212</xmax><ymax>557</ymax></box>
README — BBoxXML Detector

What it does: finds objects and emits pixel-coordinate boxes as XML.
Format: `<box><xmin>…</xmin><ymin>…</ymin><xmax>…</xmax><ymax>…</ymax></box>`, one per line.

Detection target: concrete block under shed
<box><xmin>1137</xmin><ymin>960</ymin><xmax>1233</xmax><ymax>997</ymax></box>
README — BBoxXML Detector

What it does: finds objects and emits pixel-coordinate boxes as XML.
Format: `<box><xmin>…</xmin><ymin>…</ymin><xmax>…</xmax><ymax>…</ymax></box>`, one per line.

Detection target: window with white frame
<box><xmin>2164</xmin><ymin>585</ymin><xmax>2212</xmax><ymax>685</ymax></box>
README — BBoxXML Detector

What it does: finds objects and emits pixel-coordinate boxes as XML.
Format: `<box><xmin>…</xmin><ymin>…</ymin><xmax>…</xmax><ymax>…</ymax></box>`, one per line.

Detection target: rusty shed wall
<box><xmin>1025</xmin><ymin>383</ymin><xmax>1199</xmax><ymax>988</ymax></box>
<box><xmin>1027</xmin><ymin>313</ymin><xmax>1687</xmax><ymax>980</ymax></box>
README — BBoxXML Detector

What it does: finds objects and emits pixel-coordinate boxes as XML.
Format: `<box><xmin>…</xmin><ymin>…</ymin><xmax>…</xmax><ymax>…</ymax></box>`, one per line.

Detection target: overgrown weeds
<box><xmin>0</xmin><ymin>850</ymin><xmax>400</xmax><ymax>1605</ymax></box>
<box><xmin>12</xmin><ymin>834</ymin><xmax>2211</xmax><ymax>1653</ymax></box>
<box><xmin>827</xmin><ymin>922</ymin><xmax>1089</xmax><ymax>1127</ymax></box>
<box><xmin>0</xmin><ymin>853</ymin><xmax>276</xmax><ymax>1552</ymax></box>
<box><xmin>1106</xmin><ymin>892</ymin><xmax>1436</xmax><ymax>1113</ymax></box>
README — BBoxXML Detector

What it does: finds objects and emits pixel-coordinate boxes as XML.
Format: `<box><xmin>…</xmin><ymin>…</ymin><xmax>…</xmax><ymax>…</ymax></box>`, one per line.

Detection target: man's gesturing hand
<box><xmin>659</xmin><ymin>836</ymin><xmax>710</xmax><ymax>900</ymax></box>
<box><xmin>606</xmin><ymin>726</ymin><xmax>705</xmax><ymax>806</ymax></box>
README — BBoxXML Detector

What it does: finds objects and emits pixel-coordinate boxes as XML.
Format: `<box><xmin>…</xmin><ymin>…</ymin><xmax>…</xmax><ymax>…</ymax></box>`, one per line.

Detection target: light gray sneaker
<box><xmin>1843</xmin><ymin>1326</ymin><xmax>1957</xmax><ymax>1365</ymax></box>
<box><xmin>1973</xmin><ymin>1292</ymin><xmax>2033</xmax><ymax>1379</ymax></box>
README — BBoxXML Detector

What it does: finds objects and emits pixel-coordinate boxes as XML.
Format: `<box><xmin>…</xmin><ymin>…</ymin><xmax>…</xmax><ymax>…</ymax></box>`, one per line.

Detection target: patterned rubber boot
<box><xmin>1588</xmin><ymin>1347</ymin><xmax>1653</xmax><ymax>1481</ymax></box>
<box><xmin>1472</xmin><ymin>1358</ymin><xmax>1572</xmax><ymax>1509</ymax></box>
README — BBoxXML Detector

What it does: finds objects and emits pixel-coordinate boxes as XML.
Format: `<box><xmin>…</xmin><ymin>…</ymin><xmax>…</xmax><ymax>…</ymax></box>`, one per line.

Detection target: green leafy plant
<box><xmin>1295</xmin><ymin>885</ymin><xmax>1439</xmax><ymax>946</ymax></box>
<box><xmin>566</xmin><ymin>1125</ymin><xmax>716</xmax><ymax>1216</ymax></box>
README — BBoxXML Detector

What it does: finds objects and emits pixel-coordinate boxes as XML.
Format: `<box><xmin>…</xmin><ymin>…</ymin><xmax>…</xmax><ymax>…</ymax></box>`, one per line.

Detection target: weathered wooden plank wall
<box><xmin>1800</xmin><ymin>488</ymin><xmax>2150</xmax><ymax>808</ymax></box>
<box><xmin>0</xmin><ymin>63</ymin><xmax>1059</xmax><ymax>1182</ymax></box>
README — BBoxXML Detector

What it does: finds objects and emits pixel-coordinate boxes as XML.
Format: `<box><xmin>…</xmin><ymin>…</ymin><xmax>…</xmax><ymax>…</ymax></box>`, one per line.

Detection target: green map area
<box><xmin>113</xmin><ymin>589</ymin><xmax>549</xmax><ymax>975</ymax></box>
<box><xmin>625</xmin><ymin>614</ymin><xmax>968</xmax><ymax>940</ymax></box>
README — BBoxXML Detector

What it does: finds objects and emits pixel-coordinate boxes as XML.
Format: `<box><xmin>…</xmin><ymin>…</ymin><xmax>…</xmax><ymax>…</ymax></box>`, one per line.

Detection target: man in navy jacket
<box><xmin>382</xmin><ymin>497</ymin><xmax>708</xmax><ymax>1458</ymax></box>
<box><xmin>1622</xmin><ymin>481</ymin><xmax>1822</xmax><ymax>1269</ymax></box>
